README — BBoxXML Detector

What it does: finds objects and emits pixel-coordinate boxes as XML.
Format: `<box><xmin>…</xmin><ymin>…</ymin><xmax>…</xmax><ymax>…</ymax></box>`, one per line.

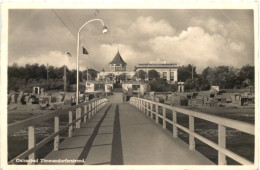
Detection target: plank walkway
<box><xmin>42</xmin><ymin>99</ymin><xmax>214</xmax><ymax>165</ymax></box>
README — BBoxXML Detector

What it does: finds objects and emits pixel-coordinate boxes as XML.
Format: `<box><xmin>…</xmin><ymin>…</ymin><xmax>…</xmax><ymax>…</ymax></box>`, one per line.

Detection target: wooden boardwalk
<box><xmin>42</xmin><ymin>101</ymin><xmax>214</xmax><ymax>165</ymax></box>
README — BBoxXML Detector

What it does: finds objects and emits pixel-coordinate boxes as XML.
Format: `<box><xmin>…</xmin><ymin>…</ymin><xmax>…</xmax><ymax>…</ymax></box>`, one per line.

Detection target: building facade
<box><xmin>97</xmin><ymin>51</ymin><xmax>178</xmax><ymax>84</ymax></box>
<box><xmin>135</xmin><ymin>59</ymin><xmax>178</xmax><ymax>83</ymax></box>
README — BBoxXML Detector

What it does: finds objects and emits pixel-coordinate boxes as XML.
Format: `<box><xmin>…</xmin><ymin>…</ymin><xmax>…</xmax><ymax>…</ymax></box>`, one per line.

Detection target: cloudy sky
<box><xmin>8</xmin><ymin>9</ymin><xmax>254</xmax><ymax>73</ymax></box>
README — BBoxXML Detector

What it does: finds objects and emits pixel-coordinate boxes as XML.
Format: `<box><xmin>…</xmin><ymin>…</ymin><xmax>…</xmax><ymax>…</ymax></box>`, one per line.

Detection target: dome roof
<box><xmin>109</xmin><ymin>51</ymin><xmax>127</xmax><ymax>65</ymax></box>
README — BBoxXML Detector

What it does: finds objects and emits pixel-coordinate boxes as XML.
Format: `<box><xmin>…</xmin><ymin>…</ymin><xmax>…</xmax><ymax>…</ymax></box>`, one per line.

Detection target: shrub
<box><xmin>148</xmin><ymin>80</ymin><xmax>171</xmax><ymax>92</ymax></box>
<box><xmin>180</xmin><ymin>98</ymin><xmax>188</xmax><ymax>106</ymax></box>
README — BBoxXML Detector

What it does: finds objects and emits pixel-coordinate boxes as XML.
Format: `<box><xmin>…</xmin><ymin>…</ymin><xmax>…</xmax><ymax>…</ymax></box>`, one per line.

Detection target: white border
<box><xmin>1</xmin><ymin>1</ymin><xmax>259</xmax><ymax>170</ymax></box>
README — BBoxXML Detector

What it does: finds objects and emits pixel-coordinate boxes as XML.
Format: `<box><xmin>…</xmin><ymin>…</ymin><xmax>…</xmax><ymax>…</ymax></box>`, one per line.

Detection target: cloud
<box><xmin>189</xmin><ymin>15</ymin><xmax>254</xmax><ymax>44</ymax></box>
<box><xmin>9</xmin><ymin>24</ymin><xmax>75</xmax><ymax>59</ymax></box>
<box><xmin>143</xmin><ymin>27</ymin><xmax>249</xmax><ymax>72</ymax></box>
<box><xmin>129</xmin><ymin>16</ymin><xmax>176</xmax><ymax>37</ymax></box>
<box><xmin>190</xmin><ymin>17</ymin><xmax>228</xmax><ymax>36</ymax></box>
<box><xmin>229</xmin><ymin>41</ymin><xmax>245</xmax><ymax>52</ymax></box>
<box><xmin>7</xmin><ymin>9</ymin><xmax>254</xmax><ymax>74</ymax></box>
<box><xmin>111</xmin><ymin>16</ymin><xmax>176</xmax><ymax>47</ymax></box>
<box><xmin>10</xmin><ymin>51</ymin><xmax>77</xmax><ymax>70</ymax></box>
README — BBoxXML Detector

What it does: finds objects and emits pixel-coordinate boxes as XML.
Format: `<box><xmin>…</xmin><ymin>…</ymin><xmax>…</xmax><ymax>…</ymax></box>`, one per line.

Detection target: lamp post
<box><xmin>76</xmin><ymin>19</ymin><xmax>108</xmax><ymax>105</ymax></box>
<box><xmin>46</xmin><ymin>63</ymin><xmax>49</xmax><ymax>84</ymax></box>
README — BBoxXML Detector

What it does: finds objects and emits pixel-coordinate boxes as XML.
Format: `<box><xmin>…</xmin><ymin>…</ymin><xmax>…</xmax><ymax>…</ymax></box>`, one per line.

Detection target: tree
<box><xmin>196</xmin><ymin>67</ymin><xmax>210</xmax><ymax>90</ymax></box>
<box><xmin>68</xmin><ymin>69</ymin><xmax>77</xmax><ymax>84</ymax></box>
<box><xmin>135</xmin><ymin>70</ymin><xmax>147</xmax><ymax>80</ymax></box>
<box><xmin>178</xmin><ymin>64</ymin><xmax>197</xmax><ymax>82</ymax></box>
<box><xmin>184</xmin><ymin>78</ymin><xmax>198</xmax><ymax>92</ymax></box>
<box><xmin>148</xmin><ymin>70</ymin><xmax>160</xmax><ymax>81</ymax></box>
<box><xmin>205</xmin><ymin>66</ymin><xmax>240</xmax><ymax>89</ymax></box>
<box><xmin>119</xmin><ymin>73</ymin><xmax>127</xmax><ymax>81</ymax></box>
<box><xmin>237</xmin><ymin>65</ymin><xmax>254</xmax><ymax>88</ymax></box>
<box><xmin>88</xmin><ymin>69</ymin><xmax>98</xmax><ymax>80</ymax></box>
<box><xmin>149</xmin><ymin>80</ymin><xmax>171</xmax><ymax>92</ymax></box>
<box><xmin>224</xmin><ymin>67</ymin><xmax>239</xmax><ymax>88</ymax></box>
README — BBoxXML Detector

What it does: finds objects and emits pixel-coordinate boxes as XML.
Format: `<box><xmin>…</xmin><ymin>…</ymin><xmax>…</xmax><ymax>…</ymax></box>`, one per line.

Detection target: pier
<box><xmin>8</xmin><ymin>93</ymin><xmax>255</xmax><ymax>165</ymax></box>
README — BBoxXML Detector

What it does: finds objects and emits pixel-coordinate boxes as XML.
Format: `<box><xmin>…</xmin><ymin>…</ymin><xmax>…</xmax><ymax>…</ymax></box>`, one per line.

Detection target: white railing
<box><xmin>8</xmin><ymin>98</ymin><xmax>108</xmax><ymax>164</ymax></box>
<box><xmin>130</xmin><ymin>97</ymin><xmax>254</xmax><ymax>165</ymax></box>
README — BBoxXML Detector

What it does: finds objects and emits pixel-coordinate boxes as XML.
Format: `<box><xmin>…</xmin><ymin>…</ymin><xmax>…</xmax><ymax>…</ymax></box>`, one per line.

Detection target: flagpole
<box><xmin>47</xmin><ymin>63</ymin><xmax>49</xmax><ymax>85</ymax></box>
<box><xmin>87</xmin><ymin>68</ymin><xmax>88</xmax><ymax>81</ymax></box>
<box><xmin>64</xmin><ymin>52</ymin><xmax>67</xmax><ymax>92</ymax></box>
<box><xmin>76</xmin><ymin>32</ymin><xmax>80</xmax><ymax>105</ymax></box>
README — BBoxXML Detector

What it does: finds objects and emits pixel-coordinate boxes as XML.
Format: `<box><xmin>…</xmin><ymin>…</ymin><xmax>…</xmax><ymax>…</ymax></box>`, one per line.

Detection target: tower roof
<box><xmin>109</xmin><ymin>51</ymin><xmax>127</xmax><ymax>65</ymax></box>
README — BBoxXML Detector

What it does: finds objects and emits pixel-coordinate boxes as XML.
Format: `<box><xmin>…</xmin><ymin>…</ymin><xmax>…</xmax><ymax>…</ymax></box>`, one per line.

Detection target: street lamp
<box><xmin>76</xmin><ymin>19</ymin><xmax>108</xmax><ymax>105</ymax></box>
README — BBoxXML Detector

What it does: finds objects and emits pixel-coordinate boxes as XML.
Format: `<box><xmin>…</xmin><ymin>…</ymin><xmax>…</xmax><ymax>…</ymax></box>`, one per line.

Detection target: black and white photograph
<box><xmin>1</xmin><ymin>1</ymin><xmax>258</xmax><ymax>170</ymax></box>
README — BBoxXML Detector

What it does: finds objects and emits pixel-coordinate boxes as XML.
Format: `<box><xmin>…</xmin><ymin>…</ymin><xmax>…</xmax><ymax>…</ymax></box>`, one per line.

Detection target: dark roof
<box><xmin>109</xmin><ymin>51</ymin><xmax>127</xmax><ymax>65</ymax></box>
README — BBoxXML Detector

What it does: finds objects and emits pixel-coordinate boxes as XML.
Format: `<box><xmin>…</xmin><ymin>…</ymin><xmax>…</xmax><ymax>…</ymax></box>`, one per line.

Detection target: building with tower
<box><xmin>109</xmin><ymin>51</ymin><xmax>127</xmax><ymax>71</ymax></box>
<box><xmin>97</xmin><ymin>50</ymin><xmax>135</xmax><ymax>83</ymax></box>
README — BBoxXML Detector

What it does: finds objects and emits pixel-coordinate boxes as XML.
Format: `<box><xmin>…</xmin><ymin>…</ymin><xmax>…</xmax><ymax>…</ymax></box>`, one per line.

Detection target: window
<box><xmin>133</xmin><ymin>85</ymin><xmax>140</xmax><ymax>90</ymax></box>
<box><xmin>116</xmin><ymin>66</ymin><xmax>121</xmax><ymax>71</ymax></box>
<box><xmin>163</xmin><ymin>72</ymin><xmax>167</xmax><ymax>80</ymax></box>
<box><xmin>110</xmin><ymin>65</ymin><xmax>115</xmax><ymax>71</ymax></box>
<box><xmin>170</xmin><ymin>72</ymin><xmax>174</xmax><ymax>81</ymax></box>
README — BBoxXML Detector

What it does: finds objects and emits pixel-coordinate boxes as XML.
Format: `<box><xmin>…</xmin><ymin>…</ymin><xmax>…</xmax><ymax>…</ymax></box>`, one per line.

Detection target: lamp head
<box><xmin>102</xmin><ymin>26</ymin><xmax>108</xmax><ymax>34</ymax></box>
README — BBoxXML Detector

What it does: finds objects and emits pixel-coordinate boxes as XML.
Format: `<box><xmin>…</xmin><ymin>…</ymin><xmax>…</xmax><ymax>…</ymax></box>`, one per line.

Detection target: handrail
<box><xmin>131</xmin><ymin>97</ymin><xmax>254</xmax><ymax>135</ymax></box>
<box><xmin>8</xmin><ymin>98</ymin><xmax>108</xmax><ymax>164</ymax></box>
<box><xmin>8</xmin><ymin>98</ymin><xmax>101</xmax><ymax>134</ymax></box>
<box><xmin>130</xmin><ymin>97</ymin><xmax>255</xmax><ymax>165</ymax></box>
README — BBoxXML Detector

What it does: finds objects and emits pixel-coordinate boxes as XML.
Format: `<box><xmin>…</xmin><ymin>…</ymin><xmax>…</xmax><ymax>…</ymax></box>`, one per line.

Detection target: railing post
<box><xmin>139</xmin><ymin>100</ymin><xmax>141</xmax><ymax>110</ymax></box>
<box><xmin>79</xmin><ymin>107</ymin><xmax>82</xmax><ymax>127</ymax></box>
<box><xmin>95</xmin><ymin>101</ymin><xmax>97</xmax><ymax>113</ymax></box>
<box><xmin>96</xmin><ymin>100</ymin><xmax>98</xmax><ymax>113</ymax></box>
<box><xmin>92</xmin><ymin>102</ymin><xmax>95</xmax><ymax>116</ymax></box>
<box><xmin>150</xmin><ymin>103</ymin><xmax>153</xmax><ymax>119</ymax></box>
<box><xmin>144</xmin><ymin>101</ymin><xmax>146</xmax><ymax>113</ymax></box>
<box><xmin>163</xmin><ymin>107</ymin><xmax>166</xmax><ymax>129</ymax></box>
<box><xmin>75</xmin><ymin>108</ymin><xmax>78</xmax><ymax>127</ymax></box>
<box><xmin>156</xmin><ymin>104</ymin><xmax>159</xmax><ymax>123</ymax></box>
<box><xmin>76</xmin><ymin>108</ymin><xmax>81</xmax><ymax>128</ymax></box>
<box><xmin>172</xmin><ymin>110</ymin><xmax>177</xmax><ymax>138</ymax></box>
<box><xmin>68</xmin><ymin>111</ymin><xmax>73</xmax><ymax>137</ymax></box>
<box><xmin>84</xmin><ymin>105</ymin><xmax>87</xmax><ymax>123</ymax></box>
<box><xmin>189</xmin><ymin>115</ymin><xmax>195</xmax><ymax>150</ymax></box>
<box><xmin>141</xmin><ymin>100</ymin><xmax>144</xmax><ymax>112</ymax></box>
<box><xmin>54</xmin><ymin>116</ymin><xmax>59</xmax><ymax>151</ymax></box>
<box><xmin>146</xmin><ymin>102</ymin><xmax>149</xmax><ymax>116</ymax></box>
<box><xmin>144</xmin><ymin>101</ymin><xmax>146</xmax><ymax>114</ymax></box>
<box><xmin>88</xmin><ymin>103</ymin><xmax>92</xmax><ymax>119</ymax></box>
<box><xmin>218</xmin><ymin>124</ymin><xmax>227</xmax><ymax>165</ymax></box>
<box><xmin>28</xmin><ymin>126</ymin><xmax>35</xmax><ymax>164</ymax></box>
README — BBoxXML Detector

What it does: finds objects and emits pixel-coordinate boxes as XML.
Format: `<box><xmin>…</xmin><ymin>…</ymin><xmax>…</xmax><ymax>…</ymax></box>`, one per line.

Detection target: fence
<box><xmin>8</xmin><ymin>98</ymin><xmax>108</xmax><ymax>164</ymax></box>
<box><xmin>130</xmin><ymin>97</ymin><xmax>255</xmax><ymax>165</ymax></box>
